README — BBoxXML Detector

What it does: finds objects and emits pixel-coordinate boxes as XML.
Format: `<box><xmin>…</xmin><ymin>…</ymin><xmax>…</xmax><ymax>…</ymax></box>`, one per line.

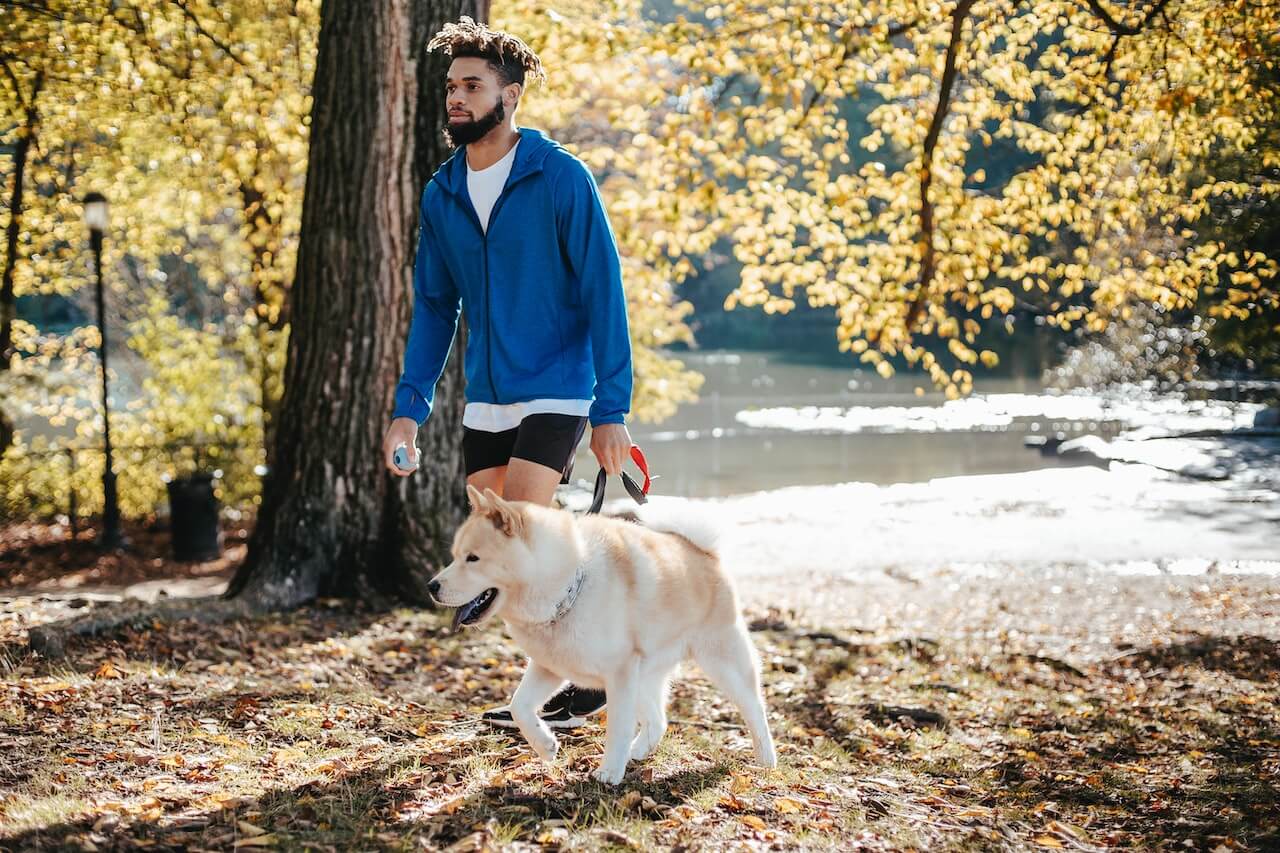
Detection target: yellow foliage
<box><xmin>2</xmin><ymin>0</ymin><xmax>705</xmax><ymax>519</ymax></box>
<box><xmin>2</xmin><ymin>0</ymin><xmax>308</xmax><ymax>519</ymax></box>
<box><xmin>4</xmin><ymin>0</ymin><xmax>1279</xmax><ymax>516</ymax></box>
<box><xmin>637</xmin><ymin>0</ymin><xmax>1279</xmax><ymax>396</ymax></box>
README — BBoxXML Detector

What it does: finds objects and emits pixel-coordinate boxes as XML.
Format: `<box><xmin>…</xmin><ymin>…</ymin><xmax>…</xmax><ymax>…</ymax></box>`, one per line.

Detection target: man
<box><xmin>382</xmin><ymin>17</ymin><xmax>632</xmax><ymax>729</ymax></box>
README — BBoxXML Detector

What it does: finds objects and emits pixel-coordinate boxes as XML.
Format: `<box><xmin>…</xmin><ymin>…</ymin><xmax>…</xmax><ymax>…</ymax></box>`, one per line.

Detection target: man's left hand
<box><xmin>590</xmin><ymin>422</ymin><xmax>632</xmax><ymax>475</ymax></box>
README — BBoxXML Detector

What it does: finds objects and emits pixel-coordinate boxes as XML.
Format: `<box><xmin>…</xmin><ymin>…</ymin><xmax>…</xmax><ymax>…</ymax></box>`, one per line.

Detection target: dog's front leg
<box><xmin>510</xmin><ymin>662</ymin><xmax>566</xmax><ymax>766</ymax></box>
<box><xmin>593</xmin><ymin>657</ymin><xmax>639</xmax><ymax>785</ymax></box>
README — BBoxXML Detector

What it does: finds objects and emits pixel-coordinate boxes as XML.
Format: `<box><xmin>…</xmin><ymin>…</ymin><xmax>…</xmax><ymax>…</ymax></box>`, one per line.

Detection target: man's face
<box><xmin>445</xmin><ymin>57</ymin><xmax>517</xmax><ymax>147</ymax></box>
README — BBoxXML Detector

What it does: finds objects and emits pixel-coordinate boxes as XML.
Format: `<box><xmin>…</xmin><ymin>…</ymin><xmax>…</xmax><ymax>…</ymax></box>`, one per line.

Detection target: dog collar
<box><xmin>544</xmin><ymin>567</ymin><xmax>586</xmax><ymax>626</ymax></box>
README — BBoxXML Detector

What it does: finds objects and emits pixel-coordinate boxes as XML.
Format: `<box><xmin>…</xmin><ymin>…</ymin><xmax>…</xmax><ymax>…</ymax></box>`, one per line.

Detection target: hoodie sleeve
<box><xmin>552</xmin><ymin>155</ymin><xmax>633</xmax><ymax>427</ymax></box>
<box><xmin>391</xmin><ymin>191</ymin><xmax>461</xmax><ymax>426</ymax></box>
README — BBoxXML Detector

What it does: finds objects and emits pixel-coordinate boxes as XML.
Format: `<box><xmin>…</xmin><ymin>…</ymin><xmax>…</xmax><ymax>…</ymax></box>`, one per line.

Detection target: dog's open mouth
<box><xmin>452</xmin><ymin>587</ymin><xmax>498</xmax><ymax>630</ymax></box>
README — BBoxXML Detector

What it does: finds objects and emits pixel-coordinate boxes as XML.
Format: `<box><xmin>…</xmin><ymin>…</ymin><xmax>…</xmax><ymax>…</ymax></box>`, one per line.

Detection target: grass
<box><xmin>0</xmin><ymin>599</ymin><xmax>1276</xmax><ymax>851</ymax></box>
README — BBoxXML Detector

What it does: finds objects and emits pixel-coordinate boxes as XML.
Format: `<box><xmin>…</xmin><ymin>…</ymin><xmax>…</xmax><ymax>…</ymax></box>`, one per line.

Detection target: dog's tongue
<box><xmin>451</xmin><ymin>598</ymin><xmax>481</xmax><ymax>632</ymax></box>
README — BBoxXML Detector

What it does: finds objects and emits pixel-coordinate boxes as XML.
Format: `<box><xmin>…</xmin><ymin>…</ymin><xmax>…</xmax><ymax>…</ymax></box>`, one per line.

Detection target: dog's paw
<box><xmin>529</xmin><ymin>734</ymin><xmax>559</xmax><ymax>764</ymax></box>
<box><xmin>591</xmin><ymin>764</ymin><xmax>626</xmax><ymax>785</ymax></box>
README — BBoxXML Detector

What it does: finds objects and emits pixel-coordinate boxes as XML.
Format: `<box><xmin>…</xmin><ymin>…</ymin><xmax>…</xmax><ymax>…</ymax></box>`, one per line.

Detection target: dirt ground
<box><xmin>1</xmin><ymin>504</ymin><xmax>1278</xmax><ymax>851</ymax></box>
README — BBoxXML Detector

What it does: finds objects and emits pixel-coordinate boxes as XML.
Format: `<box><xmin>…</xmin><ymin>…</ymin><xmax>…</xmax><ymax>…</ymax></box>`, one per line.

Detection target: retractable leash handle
<box><xmin>587</xmin><ymin>445</ymin><xmax>651</xmax><ymax>515</ymax></box>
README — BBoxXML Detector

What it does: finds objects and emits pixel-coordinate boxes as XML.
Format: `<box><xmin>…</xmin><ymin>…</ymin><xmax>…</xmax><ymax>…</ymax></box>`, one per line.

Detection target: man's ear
<box><xmin>482</xmin><ymin>488</ymin><xmax>524</xmax><ymax>537</ymax></box>
<box><xmin>504</xmin><ymin>81</ymin><xmax>522</xmax><ymax>108</ymax></box>
<box><xmin>466</xmin><ymin>484</ymin><xmax>488</xmax><ymax>513</ymax></box>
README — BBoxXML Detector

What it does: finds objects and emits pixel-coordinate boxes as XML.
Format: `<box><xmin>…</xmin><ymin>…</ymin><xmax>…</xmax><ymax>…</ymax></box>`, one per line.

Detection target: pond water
<box><xmin>572</xmin><ymin>350</ymin><xmax>1262</xmax><ymax>498</ymax></box>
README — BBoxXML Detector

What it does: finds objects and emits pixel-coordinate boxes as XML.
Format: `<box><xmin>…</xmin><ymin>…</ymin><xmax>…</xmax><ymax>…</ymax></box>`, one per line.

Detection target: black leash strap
<box><xmin>586</xmin><ymin>445</ymin><xmax>651</xmax><ymax>515</ymax></box>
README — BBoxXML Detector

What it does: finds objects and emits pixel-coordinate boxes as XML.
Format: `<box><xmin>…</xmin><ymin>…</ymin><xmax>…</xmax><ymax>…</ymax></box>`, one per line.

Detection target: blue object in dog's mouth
<box><xmin>452</xmin><ymin>587</ymin><xmax>498</xmax><ymax>630</ymax></box>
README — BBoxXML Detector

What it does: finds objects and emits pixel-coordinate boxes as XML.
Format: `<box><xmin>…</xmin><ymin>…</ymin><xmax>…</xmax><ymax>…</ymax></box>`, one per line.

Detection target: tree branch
<box><xmin>796</xmin><ymin>18</ymin><xmax>921</xmax><ymax>127</ymax></box>
<box><xmin>168</xmin><ymin>0</ymin><xmax>267</xmax><ymax>87</ymax></box>
<box><xmin>903</xmin><ymin>0</ymin><xmax>977</xmax><ymax>334</ymax></box>
<box><xmin>0</xmin><ymin>0</ymin><xmax>66</xmax><ymax>21</ymax></box>
<box><xmin>716</xmin><ymin>15</ymin><xmax>921</xmax><ymax>46</ymax></box>
<box><xmin>1054</xmin><ymin>0</ymin><xmax>1176</xmax><ymax>149</ymax></box>
<box><xmin>1</xmin><ymin>69</ymin><xmax>42</xmax><ymax>371</ymax></box>
<box><xmin>0</xmin><ymin>54</ymin><xmax>28</xmax><ymax>111</ymax></box>
<box><xmin>1082</xmin><ymin>0</ymin><xmax>1172</xmax><ymax>36</ymax></box>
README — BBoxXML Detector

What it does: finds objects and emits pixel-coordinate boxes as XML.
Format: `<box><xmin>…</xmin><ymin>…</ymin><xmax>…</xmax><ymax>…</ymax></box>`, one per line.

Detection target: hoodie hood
<box><xmin>430</xmin><ymin>126</ymin><xmax>562</xmax><ymax>197</ymax></box>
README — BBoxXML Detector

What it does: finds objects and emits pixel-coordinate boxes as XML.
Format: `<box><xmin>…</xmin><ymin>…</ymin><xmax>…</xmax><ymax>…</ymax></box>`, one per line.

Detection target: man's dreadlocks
<box><xmin>427</xmin><ymin>16</ymin><xmax>546</xmax><ymax>91</ymax></box>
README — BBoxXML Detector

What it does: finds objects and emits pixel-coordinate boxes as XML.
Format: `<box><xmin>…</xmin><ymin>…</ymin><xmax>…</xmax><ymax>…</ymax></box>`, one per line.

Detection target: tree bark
<box><xmin>1</xmin><ymin>75</ymin><xmax>40</xmax><ymax>373</ymax></box>
<box><xmin>226</xmin><ymin>0</ymin><xmax>475</xmax><ymax>609</ymax></box>
<box><xmin>0</xmin><ymin>71</ymin><xmax>42</xmax><ymax>455</ymax></box>
<box><xmin>238</xmin><ymin>169</ymin><xmax>288</xmax><ymax>468</ymax></box>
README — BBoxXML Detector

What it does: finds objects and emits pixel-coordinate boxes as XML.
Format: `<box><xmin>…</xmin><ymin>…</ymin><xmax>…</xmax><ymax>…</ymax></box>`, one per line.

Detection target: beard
<box><xmin>444</xmin><ymin>96</ymin><xmax>505</xmax><ymax>148</ymax></box>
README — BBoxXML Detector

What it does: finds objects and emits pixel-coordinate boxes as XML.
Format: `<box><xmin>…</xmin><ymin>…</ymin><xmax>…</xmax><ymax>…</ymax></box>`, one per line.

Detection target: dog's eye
<box><xmin>466</xmin><ymin>554</ymin><xmax>479</xmax><ymax>562</ymax></box>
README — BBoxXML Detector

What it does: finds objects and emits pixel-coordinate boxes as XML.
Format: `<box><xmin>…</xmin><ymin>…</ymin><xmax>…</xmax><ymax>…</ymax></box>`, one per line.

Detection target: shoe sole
<box><xmin>482</xmin><ymin>708</ymin><xmax>604</xmax><ymax>731</ymax></box>
<box><xmin>483</xmin><ymin>714</ymin><xmax>589</xmax><ymax>730</ymax></box>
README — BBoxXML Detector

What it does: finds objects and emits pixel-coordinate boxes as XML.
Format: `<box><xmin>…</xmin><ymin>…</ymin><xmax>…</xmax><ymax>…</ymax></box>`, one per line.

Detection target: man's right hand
<box><xmin>383</xmin><ymin>417</ymin><xmax>421</xmax><ymax>477</ymax></box>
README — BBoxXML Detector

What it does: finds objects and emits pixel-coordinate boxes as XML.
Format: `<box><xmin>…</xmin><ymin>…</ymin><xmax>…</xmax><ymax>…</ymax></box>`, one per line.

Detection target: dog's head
<box><xmin>428</xmin><ymin>485</ymin><xmax>530</xmax><ymax>630</ymax></box>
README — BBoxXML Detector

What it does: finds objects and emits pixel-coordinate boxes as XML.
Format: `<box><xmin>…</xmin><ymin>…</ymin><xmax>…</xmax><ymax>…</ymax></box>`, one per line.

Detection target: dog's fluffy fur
<box><xmin>429</xmin><ymin>486</ymin><xmax>777</xmax><ymax>784</ymax></box>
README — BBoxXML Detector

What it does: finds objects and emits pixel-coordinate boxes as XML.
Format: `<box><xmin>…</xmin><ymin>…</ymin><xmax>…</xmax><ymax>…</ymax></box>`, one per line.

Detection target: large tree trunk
<box><xmin>227</xmin><ymin>0</ymin><xmax>476</xmax><ymax>609</ymax></box>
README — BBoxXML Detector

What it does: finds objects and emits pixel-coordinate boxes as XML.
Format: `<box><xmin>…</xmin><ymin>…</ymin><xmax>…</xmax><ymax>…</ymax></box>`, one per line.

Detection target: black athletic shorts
<box><xmin>462</xmin><ymin>413</ymin><xmax>589</xmax><ymax>484</ymax></box>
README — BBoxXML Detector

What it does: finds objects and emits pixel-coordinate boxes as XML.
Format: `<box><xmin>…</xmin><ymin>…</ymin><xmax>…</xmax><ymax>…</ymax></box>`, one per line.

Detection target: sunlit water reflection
<box><xmin>574</xmin><ymin>350</ymin><xmax>1271</xmax><ymax>498</ymax></box>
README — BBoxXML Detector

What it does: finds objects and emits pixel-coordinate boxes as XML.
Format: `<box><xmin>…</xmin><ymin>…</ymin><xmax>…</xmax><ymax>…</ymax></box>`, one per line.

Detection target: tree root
<box><xmin>862</xmin><ymin>702</ymin><xmax>949</xmax><ymax>729</ymax></box>
<box><xmin>1009</xmin><ymin>652</ymin><xmax>1089</xmax><ymax>680</ymax></box>
<box><xmin>26</xmin><ymin>595</ymin><xmax>261</xmax><ymax>659</ymax></box>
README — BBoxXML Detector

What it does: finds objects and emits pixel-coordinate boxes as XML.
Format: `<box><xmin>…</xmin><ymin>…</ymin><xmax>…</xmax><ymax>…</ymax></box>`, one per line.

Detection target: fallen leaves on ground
<box><xmin>0</xmin><ymin>589</ymin><xmax>1275</xmax><ymax>850</ymax></box>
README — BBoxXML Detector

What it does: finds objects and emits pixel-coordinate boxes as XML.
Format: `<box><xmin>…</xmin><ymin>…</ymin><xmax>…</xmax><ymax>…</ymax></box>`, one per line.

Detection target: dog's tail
<box><xmin>631</xmin><ymin>497</ymin><xmax>723</xmax><ymax>554</ymax></box>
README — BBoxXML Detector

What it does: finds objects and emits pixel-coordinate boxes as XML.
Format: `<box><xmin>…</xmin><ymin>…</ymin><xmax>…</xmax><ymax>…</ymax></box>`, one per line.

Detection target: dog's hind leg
<box><xmin>629</xmin><ymin>671</ymin><xmax>670</xmax><ymax>762</ymax></box>
<box><xmin>510</xmin><ymin>662</ymin><xmax>566</xmax><ymax>766</ymax></box>
<box><xmin>692</xmin><ymin>621</ymin><xmax>778</xmax><ymax>768</ymax></box>
<box><xmin>593</xmin><ymin>657</ymin><xmax>640</xmax><ymax>785</ymax></box>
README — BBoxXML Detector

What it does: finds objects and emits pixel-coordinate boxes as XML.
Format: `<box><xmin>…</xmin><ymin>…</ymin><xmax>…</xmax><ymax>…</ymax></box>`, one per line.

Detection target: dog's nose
<box><xmin>427</xmin><ymin>579</ymin><xmax>441</xmax><ymax>598</ymax></box>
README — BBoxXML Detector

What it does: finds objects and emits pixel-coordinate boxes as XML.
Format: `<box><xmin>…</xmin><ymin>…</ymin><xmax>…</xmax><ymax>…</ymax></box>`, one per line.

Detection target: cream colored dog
<box><xmin>427</xmin><ymin>486</ymin><xmax>777</xmax><ymax>784</ymax></box>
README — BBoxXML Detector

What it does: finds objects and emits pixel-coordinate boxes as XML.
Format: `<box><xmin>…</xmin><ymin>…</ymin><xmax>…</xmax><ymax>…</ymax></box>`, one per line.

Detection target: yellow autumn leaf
<box><xmin>773</xmin><ymin>797</ymin><xmax>804</xmax><ymax>814</ymax></box>
<box><xmin>94</xmin><ymin>661</ymin><xmax>123</xmax><ymax>680</ymax></box>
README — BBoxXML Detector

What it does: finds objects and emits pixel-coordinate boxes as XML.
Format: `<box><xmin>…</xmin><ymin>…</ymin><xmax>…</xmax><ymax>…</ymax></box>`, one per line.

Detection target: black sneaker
<box><xmin>482</xmin><ymin>684</ymin><xmax>607</xmax><ymax>730</ymax></box>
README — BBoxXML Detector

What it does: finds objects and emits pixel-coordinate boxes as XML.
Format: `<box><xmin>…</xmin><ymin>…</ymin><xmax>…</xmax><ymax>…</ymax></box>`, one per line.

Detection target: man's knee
<box><xmin>502</xmin><ymin>459</ymin><xmax>561</xmax><ymax>506</ymax></box>
<box><xmin>467</xmin><ymin>466</ymin><xmax>507</xmax><ymax>495</ymax></box>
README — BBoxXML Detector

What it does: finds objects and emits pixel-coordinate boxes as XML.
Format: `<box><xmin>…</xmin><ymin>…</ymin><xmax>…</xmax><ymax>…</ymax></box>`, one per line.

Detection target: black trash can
<box><xmin>167</xmin><ymin>473</ymin><xmax>223</xmax><ymax>562</ymax></box>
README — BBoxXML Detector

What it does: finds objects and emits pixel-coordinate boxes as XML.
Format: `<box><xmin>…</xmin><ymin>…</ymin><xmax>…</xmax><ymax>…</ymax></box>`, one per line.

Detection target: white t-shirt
<box><xmin>466</xmin><ymin>138</ymin><xmax>518</xmax><ymax>234</ymax></box>
<box><xmin>463</xmin><ymin>138</ymin><xmax>593</xmax><ymax>433</ymax></box>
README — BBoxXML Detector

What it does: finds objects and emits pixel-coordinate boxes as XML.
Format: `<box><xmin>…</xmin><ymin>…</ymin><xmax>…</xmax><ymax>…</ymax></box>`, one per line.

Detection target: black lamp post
<box><xmin>83</xmin><ymin>191</ymin><xmax>126</xmax><ymax>549</ymax></box>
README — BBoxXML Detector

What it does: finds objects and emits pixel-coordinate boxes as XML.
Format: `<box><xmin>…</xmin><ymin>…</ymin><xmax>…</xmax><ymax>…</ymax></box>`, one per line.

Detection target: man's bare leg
<box><xmin>466</xmin><ymin>465</ymin><xmax>506</xmax><ymax>497</ymax></box>
<box><xmin>503</xmin><ymin>457</ymin><xmax>563</xmax><ymax>507</ymax></box>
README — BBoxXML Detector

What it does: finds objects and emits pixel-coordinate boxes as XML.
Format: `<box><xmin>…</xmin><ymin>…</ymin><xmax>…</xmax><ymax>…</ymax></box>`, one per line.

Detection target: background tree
<box><xmin>1198</xmin><ymin>26</ymin><xmax>1280</xmax><ymax>379</ymax></box>
<box><xmin>223</xmin><ymin>0</ymin><xmax>478</xmax><ymax>608</ymax></box>
<box><xmin>1</xmin><ymin>0</ymin><xmax>706</xmax><ymax>527</ymax></box>
<box><xmin>0</xmin><ymin>0</ymin><xmax>317</xmax><ymax>518</ymax></box>
<box><xmin>642</xmin><ymin>0</ymin><xmax>1279</xmax><ymax>396</ymax></box>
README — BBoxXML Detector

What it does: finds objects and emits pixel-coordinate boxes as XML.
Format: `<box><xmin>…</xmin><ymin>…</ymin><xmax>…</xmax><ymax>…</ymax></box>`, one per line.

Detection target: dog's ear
<box><xmin>466</xmin><ymin>484</ymin><xmax>488</xmax><ymax>513</ymax></box>
<box><xmin>482</xmin><ymin>489</ymin><xmax>524</xmax><ymax>537</ymax></box>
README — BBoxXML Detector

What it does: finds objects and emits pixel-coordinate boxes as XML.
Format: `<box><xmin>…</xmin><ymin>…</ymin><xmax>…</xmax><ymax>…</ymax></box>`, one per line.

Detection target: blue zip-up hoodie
<box><xmin>392</xmin><ymin>127</ymin><xmax>632</xmax><ymax>428</ymax></box>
